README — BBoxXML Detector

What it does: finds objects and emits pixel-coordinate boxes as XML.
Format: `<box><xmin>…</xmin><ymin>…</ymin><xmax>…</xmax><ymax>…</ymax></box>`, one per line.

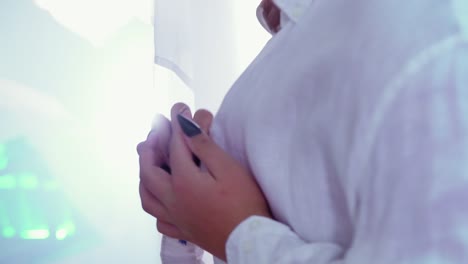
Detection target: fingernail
<box><xmin>177</xmin><ymin>114</ymin><xmax>202</xmax><ymax>137</ymax></box>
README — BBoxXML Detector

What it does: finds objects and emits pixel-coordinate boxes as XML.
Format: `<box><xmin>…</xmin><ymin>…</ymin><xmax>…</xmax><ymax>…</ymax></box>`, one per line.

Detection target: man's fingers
<box><xmin>170</xmin><ymin>103</ymin><xmax>198</xmax><ymax>176</ymax></box>
<box><xmin>137</xmin><ymin>121</ymin><xmax>170</xmax><ymax>168</ymax></box>
<box><xmin>137</xmin><ymin>141</ymin><xmax>164</xmax><ymax>167</ymax></box>
<box><xmin>139</xmin><ymin>182</ymin><xmax>171</xmax><ymax>222</ymax></box>
<box><xmin>177</xmin><ymin>114</ymin><xmax>244</xmax><ymax>181</ymax></box>
<box><xmin>147</xmin><ymin>114</ymin><xmax>172</xmax><ymax>148</ymax></box>
<box><xmin>137</xmin><ymin>141</ymin><xmax>169</xmax><ymax>167</ymax></box>
<box><xmin>140</xmin><ymin>114</ymin><xmax>172</xmax><ymax>168</ymax></box>
<box><xmin>193</xmin><ymin>109</ymin><xmax>213</xmax><ymax>135</ymax></box>
<box><xmin>139</xmin><ymin>144</ymin><xmax>173</xmax><ymax>201</ymax></box>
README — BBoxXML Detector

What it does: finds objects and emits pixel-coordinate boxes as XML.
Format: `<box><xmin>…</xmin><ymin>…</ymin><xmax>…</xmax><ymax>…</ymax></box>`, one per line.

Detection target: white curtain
<box><xmin>153</xmin><ymin>0</ymin><xmax>270</xmax><ymax>114</ymax></box>
<box><xmin>152</xmin><ymin>1</ymin><xmax>269</xmax><ymax>262</ymax></box>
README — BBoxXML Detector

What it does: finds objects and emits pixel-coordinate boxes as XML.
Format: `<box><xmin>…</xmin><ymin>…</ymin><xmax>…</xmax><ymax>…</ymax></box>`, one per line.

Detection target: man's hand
<box><xmin>137</xmin><ymin>103</ymin><xmax>272</xmax><ymax>261</ymax></box>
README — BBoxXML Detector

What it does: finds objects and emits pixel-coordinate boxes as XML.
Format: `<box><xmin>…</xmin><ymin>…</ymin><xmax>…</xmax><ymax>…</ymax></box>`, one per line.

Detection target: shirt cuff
<box><xmin>225</xmin><ymin>215</ymin><xmax>291</xmax><ymax>263</ymax></box>
<box><xmin>226</xmin><ymin>216</ymin><xmax>346</xmax><ymax>263</ymax></box>
<box><xmin>160</xmin><ymin>236</ymin><xmax>204</xmax><ymax>264</ymax></box>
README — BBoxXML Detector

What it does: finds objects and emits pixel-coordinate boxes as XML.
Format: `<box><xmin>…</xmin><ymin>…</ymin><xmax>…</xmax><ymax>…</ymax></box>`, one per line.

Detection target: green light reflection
<box><xmin>0</xmin><ymin>142</ymin><xmax>76</xmax><ymax>241</ymax></box>
<box><xmin>0</xmin><ymin>174</ymin><xmax>16</xmax><ymax>189</ymax></box>
<box><xmin>0</xmin><ymin>175</ymin><xmax>60</xmax><ymax>190</ymax></box>
<box><xmin>2</xmin><ymin>226</ymin><xmax>16</xmax><ymax>238</ymax></box>
<box><xmin>0</xmin><ymin>157</ymin><xmax>7</xmax><ymax>171</ymax></box>
<box><xmin>55</xmin><ymin>229</ymin><xmax>67</xmax><ymax>240</ymax></box>
<box><xmin>21</xmin><ymin>229</ymin><xmax>50</xmax><ymax>240</ymax></box>
<box><xmin>63</xmin><ymin>221</ymin><xmax>76</xmax><ymax>236</ymax></box>
<box><xmin>55</xmin><ymin>221</ymin><xmax>76</xmax><ymax>240</ymax></box>
<box><xmin>18</xmin><ymin>173</ymin><xmax>38</xmax><ymax>189</ymax></box>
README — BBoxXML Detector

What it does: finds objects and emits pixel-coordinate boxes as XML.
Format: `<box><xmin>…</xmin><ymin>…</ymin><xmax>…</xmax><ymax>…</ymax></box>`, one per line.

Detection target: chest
<box><xmin>210</xmin><ymin>34</ymin><xmax>356</xmax><ymax>246</ymax></box>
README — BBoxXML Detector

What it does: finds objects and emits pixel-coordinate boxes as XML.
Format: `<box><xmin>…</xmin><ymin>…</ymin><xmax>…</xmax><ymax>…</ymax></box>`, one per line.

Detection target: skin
<box><xmin>137</xmin><ymin>103</ymin><xmax>272</xmax><ymax>261</ymax></box>
<box><xmin>261</xmin><ymin>0</ymin><xmax>281</xmax><ymax>33</ymax></box>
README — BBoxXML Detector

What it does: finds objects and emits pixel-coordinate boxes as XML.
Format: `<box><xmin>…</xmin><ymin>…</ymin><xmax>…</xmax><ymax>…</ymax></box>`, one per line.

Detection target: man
<box><xmin>138</xmin><ymin>0</ymin><xmax>468</xmax><ymax>263</ymax></box>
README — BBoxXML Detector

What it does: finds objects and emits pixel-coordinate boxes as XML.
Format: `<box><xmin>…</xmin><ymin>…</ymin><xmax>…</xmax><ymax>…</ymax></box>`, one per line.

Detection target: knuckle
<box><xmin>199</xmin><ymin>135</ymin><xmax>210</xmax><ymax>145</ymax></box>
<box><xmin>138</xmin><ymin>171</ymin><xmax>146</xmax><ymax>184</ymax></box>
<box><xmin>141</xmin><ymin>202</ymin><xmax>150</xmax><ymax>213</ymax></box>
<box><xmin>172</xmin><ymin>177</ymin><xmax>191</xmax><ymax>195</ymax></box>
<box><xmin>136</xmin><ymin>142</ymin><xmax>146</xmax><ymax>155</ymax></box>
<box><xmin>156</xmin><ymin>220</ymin><xmax>165</xmax><ymax>234</ymax></box>
<box><xmin>139</xmin><ymin>189</ymin><xmax>151</xmax><ymax>212</ymax></box>
<box><xmin>140</xmin><ymin>199</ymin><xmax>152</xmax><ymax>214</ymax></box>
<box><xmin>137</xmin><ymin>143</ymin><xmax>153</xmax><ymax>158</ymax></box>
<box><xmin>171</xmin><ymin>177</ymin><xmax>184</xmax><ymax>192</ymax></box>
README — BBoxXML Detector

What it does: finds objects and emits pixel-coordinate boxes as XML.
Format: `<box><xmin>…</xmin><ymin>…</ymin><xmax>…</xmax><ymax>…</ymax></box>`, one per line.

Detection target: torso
<box><xmin>210</xmin><ymin>0</ymin><xmax>459</xmax><ymax>249</ymax></box>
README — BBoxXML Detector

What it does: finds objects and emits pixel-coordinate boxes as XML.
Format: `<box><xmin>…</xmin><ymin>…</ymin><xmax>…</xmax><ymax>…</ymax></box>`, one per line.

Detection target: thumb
<box><xmin>176</xmin><ymin>114</ymin><xmax>242</xmax><ymax>181</ymax></box>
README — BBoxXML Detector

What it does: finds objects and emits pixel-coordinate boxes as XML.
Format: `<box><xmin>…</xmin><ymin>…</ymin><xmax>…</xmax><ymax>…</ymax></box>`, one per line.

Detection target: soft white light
<box><xmin>34</xmin><ymin>0</ymin><xmax>153</xmax><ymax>46</ymax></box>
<box><xmin>0</xmin><ymin>79</ymin><xmax>71</xmax><ymax>142</ymax></box>
<box><xmin>233</xmin><ymin>0</ymin><xmax>270</xmax><ymax>71</ymax></box>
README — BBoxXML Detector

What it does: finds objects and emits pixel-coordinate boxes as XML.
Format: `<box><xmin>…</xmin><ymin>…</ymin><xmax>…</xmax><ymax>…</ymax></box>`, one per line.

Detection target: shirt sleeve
<box><xmin>160</xmin><ymin>236</ymin><xmax>205</xmax><ymax>264</ymax></box>
<box><xmin>226</xmin><ymin>42</ymin><xmax>468</xmax><ymax>263</ymax></box>
<box><xmin>226</xmin><ymin>216</ymin><xmax>345</xmax><ymax>263</ymax></box>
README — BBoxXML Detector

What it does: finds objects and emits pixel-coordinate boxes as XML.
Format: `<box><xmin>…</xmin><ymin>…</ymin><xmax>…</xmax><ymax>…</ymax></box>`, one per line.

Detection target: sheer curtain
<box><xmin>153</xmin><ymin>0</ymin><xmax>270</xmax><ymax>115</ymax></box>
<box><xmin>152</xmin><ymin>0</ymin><xmax>269</xmax><ymax>262</ymax></box>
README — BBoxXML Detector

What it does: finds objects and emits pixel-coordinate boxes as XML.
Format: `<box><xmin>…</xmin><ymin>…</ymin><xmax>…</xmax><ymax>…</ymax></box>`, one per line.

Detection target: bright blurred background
<box><xmin>0</xmin><ymin>0</ymin><xmax>268</xmax><ymax>263</ymax></box>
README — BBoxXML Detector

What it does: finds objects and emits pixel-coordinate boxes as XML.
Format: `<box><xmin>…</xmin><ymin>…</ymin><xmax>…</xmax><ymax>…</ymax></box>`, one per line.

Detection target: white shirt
<box><xmin>257</xmin><ymin>0</ymin><xmax>315</xmax><ymax>34</ymax></box>
<box><xmin>161</xmin><ymin>0</ymin><xmax>468</xmax><ymax>263</ymax></box>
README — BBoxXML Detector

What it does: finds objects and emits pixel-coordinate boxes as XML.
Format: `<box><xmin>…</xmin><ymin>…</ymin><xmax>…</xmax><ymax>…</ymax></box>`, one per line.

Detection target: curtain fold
<box><xmin>153</xmin><ymin>0</ymin><xmax>240</xmax><ymax>113</ymax></box>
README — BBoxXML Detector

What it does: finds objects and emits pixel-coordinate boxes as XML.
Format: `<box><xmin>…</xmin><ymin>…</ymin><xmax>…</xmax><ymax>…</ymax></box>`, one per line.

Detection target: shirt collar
<box><xmin>257</xmin><ymin>0</ymin><xmax>315</xmax><ymax>33</ymax></box>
